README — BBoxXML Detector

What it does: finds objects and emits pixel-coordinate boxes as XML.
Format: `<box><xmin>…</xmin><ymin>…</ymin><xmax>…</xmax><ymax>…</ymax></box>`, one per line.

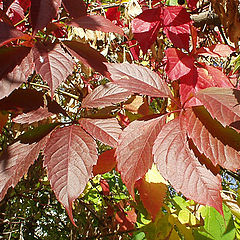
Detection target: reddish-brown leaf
<box><xmin>79</xmin><ymin>118</ymin><xmax>121</xmax><ymax>148</ymax></box>
<box><xmin>67</xmin><ymin>15</ymin><xmax>124</xmax><ymax>35</ymax></box>
<box><xmin>115</xmin><ymin>209</ymin><xmax>137</xmax><ymax>231</ymax></box>
<box><xmin>13</xmin><ymin>107</ymin><xmax>54</xmax><ymax>124</ymax></box>
<box><xmin>163</xmin><ymin>6</ymin><xmax>191</xmax><ymax>50</ymax></box>
<box><xmin>153</xmin><ymin>118</ymin><xmax>223</xmax><ymax>215</ymax></box>
<box><xmin>33</xmin><ymin>42</ymin><xmax>75</xmax><ymax>96</ymax></box>
<box><xmin>0</xmin><ymin>112</ymin><xmax>9</xmax><ymax>134</ymax></box>
<box><xmin>116</xmin><ymin>115</ymin><xmax>167</xmax><ymax>197</ymax></box>
<box><xmin>62</xmin><ymin>40</ymin><xmax>109</xmax><ymax>77</ymax></box>
<box><xmin>62</xmin><ymin>0</ymin><xmax>87</xmax><ymax>19</ymax></box>
<box><xmin>0</xmin><ymin>21</ymin><xmax>31</xmax><ymax>47</ymax></box>
<box><xmin>0</xmin><ymin>48</ymin><xmax>34</xmax><ymax>99</ymax></box>
<box><xmin>131</xmin><ymin>7</ymin><xmax>162</xmax><ymax>54</ymax></box>
<box><xmin>81</xmin><ymin>82</ymin><xmax>131</xmax><ymax>108</ymax></box>
<box><xmin>106</xmin><ymin>62</ymin><xmax>173</xmax><ymax>98</ymax></box>
<box><xmin>181</xmin><ymin>107</ymin><xmax>240</xmax><ymax>171</ymax></box>
<box><xmin>196</xmin><ymin>87</ymin><xmax>240</xmax><ymax>131</ymax></box>
<box><xmin>30</xmin><ymin>0</ymin><xmax>62</xmax><ymax>33</ymax></box>
<box><xmin>44</xmin><ymin>125</ymin><xmax>98</xmax><ymax>225</ymax></box>
<box><xmin>165</xmin><ymin>48</ymin><xmax>194</xmax><ymax>81</ymax></box>
<box><xmin>93</xmin><ymin>149</ymin><xmax>116</xmax><ymax>176</ymax></box>
<box><xmin>0</xmin><ymin>137</ymin><xmax>47</xmax><ymax>201</ymax></box>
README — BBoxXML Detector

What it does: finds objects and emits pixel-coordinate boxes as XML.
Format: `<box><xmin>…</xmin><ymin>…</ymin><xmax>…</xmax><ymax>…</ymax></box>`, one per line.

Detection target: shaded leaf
<box><xmin>93</xmin><ymin>149</ymin><xmax>116</xmax><ymax>176</ymax></box>
<box><xmin>153</xmin><ymin>118</ymin><xmax>223</xmax><ymax>215</ymax></box>
<box><xmin>44</xmin><ymin>125</ymin><xmax>98</xmax><ymax>225</ymax></box>
<box><xmin>0</xmin><ymin>137</ymin><xmax>47</xmax><ymax>201</ymax></box>
<box><xmin>62</xmin><ymin>0</ymin><xmax>87</xmax><ymax>19</ymax></box>
<box><xmin>81</xmin><ymin>82</ymin><xmax>131</xmax><ymax>108</ymax></box>
<box><xmin>196</xmin><ymin>87</ymin><xmax>240</xmax><ymax>131</ymax></box>
<box><xmin>181</xmin><ymin>106</ymin><xmax>240</xmax><ymax>171</ymax></box>
<box><xmin>79</xmin><ymin>118</ymin><xmax>122</xmax><ymax>148</ymax></box>
<box><xmin>33</xmin><ymin>42</ymin><xmax>75</xmax><ymax>96</ymax></box>
<box><xmin>67</xmin><ymin>15</ymin><xmax>124</xmax><ymax>35</ymax></box>
<box><xmin>0</xmin><ymin>112</ymin><xmax>9</xmax><ymax>134</ymax></box>
<box><xmin>116</xmin><ymin>115</ymin><xmax>167</xmax><ymax>197</ymax></box>
<box><xmin>106</xmin><ymin>62</ymin><xmax>172</xmax><ymax>98</ymax></box>
<box><xmin>62</xmin><ymin>40</ymin><xmax>109</xmax><ymax>77</ymax></box>
<box><xmin>131</xmin><ymin>7</ymin><xmax>162</xmax><ymax>54</ymax></box>
<box><xmin>30</xmin><ymin>0</ymin><xmax>62</xmax><ymax>33</ymax></box>
<box><xmin>163</xmin><ymin>6</ymin><xmax>190</xmax><ymax>50</ymax></box>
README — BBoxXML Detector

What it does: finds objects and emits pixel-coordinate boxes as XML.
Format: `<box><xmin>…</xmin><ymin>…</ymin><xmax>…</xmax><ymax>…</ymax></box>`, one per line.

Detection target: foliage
<box><xmin>0</xmin><ymin>0</ymin><xmax>240</xmax><ymax>239</ymax></box>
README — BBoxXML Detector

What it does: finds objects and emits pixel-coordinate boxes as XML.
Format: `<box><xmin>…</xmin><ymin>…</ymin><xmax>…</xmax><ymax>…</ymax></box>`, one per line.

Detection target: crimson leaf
<box><xmin>62</xmin><ymin>0</ymin><xmax>87</xmax><ymax>19</ymax></box>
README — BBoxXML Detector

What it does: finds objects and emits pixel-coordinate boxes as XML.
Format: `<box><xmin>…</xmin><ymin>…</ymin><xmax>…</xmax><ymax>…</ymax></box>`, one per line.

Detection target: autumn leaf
<box><xmin>197</xmin><ymin>44</ymin><xmax>234</xmax><ymax>58</ymax></box>
<box><xmin>33</xmin><ymin>42</ymin><xmax>75</xmax><ymax>96</ymax></box>
<box><xmin>116</xmin><ymin>115</ymin><xmax>167</xmax><ymax>197</ymax></box>
<box><xmin>106</xmin><ymin>62</ymin><xmax>173</xmax><ymax>98</ymax></box>
<box><xmin>153</xmin><ymin>118</ymin><xmax>223</xmax><ymax>215</ymax></box>
<box><xmin>79</xmin><ymin>118</ymin><xmax>122</xmax><ymax>148</ymax></box>
<box><xmin>81</xmin><ymin>82</ymin><xmax>131</xmax><ymax>108</ymax></box>
<box><xmin>62</xmin><ymin>0</ymin><xmax>87</xmax><ymax>19</ymax></box>
<box><xmin>44</xmin><ymin>125</ymin><xmax>98</xmax><ymax>225</ymax></box>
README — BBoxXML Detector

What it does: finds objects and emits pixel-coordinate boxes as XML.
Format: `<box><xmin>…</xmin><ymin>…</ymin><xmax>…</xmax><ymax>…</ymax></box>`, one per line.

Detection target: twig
<box><xmin>89</xmin><ymin>3</ymin><xmax>128</xmax><ymax>12</ymax></box>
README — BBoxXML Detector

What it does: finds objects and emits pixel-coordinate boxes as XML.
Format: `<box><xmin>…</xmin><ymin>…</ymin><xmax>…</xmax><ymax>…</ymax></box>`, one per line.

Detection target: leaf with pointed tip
<box><xmin>13</xmin><ymin>107</ymin><xmax>54</xmax><ymax>124</ymax></box>
<box><xmin>79</xmin><ymin>118</ymin><xmax>121</xmax><ymax>148</ymax></box>
<box><xmin>0</xmin><ymin>21</ymin><xmax>31</xmax><ymax>47</ymax></box>
<box><xmin>197</xmin><ymin>44</ymin><xmax>234</xmax><ymax>58</ymax></box>
<box><xmin>0</xmin><ymin>49</ymin><xmax>34</xmax><ymax>99</ymax></box>
<box><xmin>153</xmin><ymin>118</ymin><xmax>223</xmax><ymax>215</ymax></box>
<box><xmin>62</xmin><ymin>40</ymin><xmax>109</xmax><ymax>77</ymax></box>
<box><xmin>116</xmin><ymin>115</ymin><xmax>167</xmax><ymax>197</ymax></box>
<box><xmin>81</xmin><ymin>82</ymin><xmax>131</xmax><ymax>108</ymax></box>
<box><xmin>131</xmin><ymin>7</ymin><xmax>162</xmax><ymax>54</ymax></box>
<box><xmin>67</xmin><ymin>15</ymin><xmax>124</xmax><ymax>35</ymax></box>
<box><xmin>163</xmin><ymin>6</ymin><xmax>191</xmax><ymax>50</ymax></box>
<box><xmin>181</xmin><ymin>106</ymin><xmax>240</xmax><ymax>171</ymax></box>
<box><xmin>33</xmin><ymin>42</ymin><xmax>75</xmax><ymax>96</ymax></box>
<box><xmin>62</xmin><ymin>0</ymin><xmax>87</xmax><ymax>18</ymax></box>
<box><xmin>44</xmin><ymin>125</ymin><xmax>98</xmax><ymax>225</ymax></box>
<box><xmin>30</xmin><ymin>0</ymin><xmax>62</xmax><ymax>33</ymax></box>
<box><xmin>106</xmin><ymin>62</ymin><xmax>173</xmax><ymax>98</ymax></box>
<box><xmin>0</xmin><ymin>137</ymin><xmax>47</xmax><ymax>201</ymax></box>
<box><xmin>196</xmin><ymin>87</ymin><xmax>240</xmax><ymax>131</ymax></box>
<box><xmin>165</xmin><ymin>48</ymin><xmax>194</xmax><ymax>81</ymax></box>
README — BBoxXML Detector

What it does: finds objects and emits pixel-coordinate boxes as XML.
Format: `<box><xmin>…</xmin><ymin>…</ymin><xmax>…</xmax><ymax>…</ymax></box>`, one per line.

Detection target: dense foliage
<box><xmin>1</xmin><ymin>0</ymin><xmax>240</xmax><ymax>239</ymax></box>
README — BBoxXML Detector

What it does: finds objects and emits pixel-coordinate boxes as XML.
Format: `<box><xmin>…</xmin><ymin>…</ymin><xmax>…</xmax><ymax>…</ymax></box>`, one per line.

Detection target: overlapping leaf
<box><xmin>181</xmin><ymin>107</ymin><xmax>240</xmax><ymax>171</ymax></box>
<box><xmin>79</xmin><ymin>118</ymin><xmax>122</xmax><ymax>148</ymax></box>
<box><xmin>106</xmin><ymin>62</ymin><xmax>173</xmax><ymax>98</ymax></box>
<box><xmin>131</xmin><ymin>7</ymin><xmax>162</xmax><ymax>53</ymax></box>
<box><xmin>33</xmin><ymin>42</ymin><xmax>75</xmax><ymax>96</ymax></box>
<box><xmin>153</xmin><ymin>118</ymin><xmax>223</xmax><ymax>215</ymax></box>
<box><xmin>44</xmin><ymin>125</ymin><xmax>98</xmax><ymax>225</ymax></box>
<box><xmin>196</xmin><ymin>87</ymin><xmax>240</xmax><ymax>131</ymax></box>
<box><xmin>116</xmin><ymin>115</ymin><xmax>167</xmax><ymax>197</ymax></box>
<box><xmin>62</xmin><ymin>0</ymin><xmax>87</xmax><ymax>19</ymax></box>
<box><xmin>67</xmin><ymin>15</ymin><xmax>124</xmax><ymax>35</ymax></box>
<box><xmin>197</xmin><ymin>44</ymin><xmax>234</xmax><ymax>58</ymax></box>
<box><xmin>81</xmin><ymin>82</ymin><xmax>131</xmax><ymax>108</ymax></box>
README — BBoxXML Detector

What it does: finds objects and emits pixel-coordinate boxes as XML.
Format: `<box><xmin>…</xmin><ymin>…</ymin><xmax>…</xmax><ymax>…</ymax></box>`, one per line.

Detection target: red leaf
<box><xmin>115</xmin><ymin>209</ymin><xmax>136</xmax><ymax>231</ymax></box>
<box><xmin>0</xmin><ymin>137</ymin><xmax>47</xmax><ymax>201</ymax></box>
<box><xmin>33</xmin><ymin>42</ymin><xmax>75</xmax><ymax>96</ymax></box>
<box><xmin>106</xmin><ymin>6</ymin><xmax>120</xmax><ymax>22</ymax></box>
<box><xmin>0</xmin><ymin>112</ymin><xmax>9</xmax><ymax>134</ymax></box>
<box><xmin>13</xmin><ymin>106</ymin><xmax>54</xmax><ymax>124</ymax></box>
<box><xmin>79</xmin><ymin>118</ymin><xmax>122</xmax><ymax>148</ymax></box>
<box><xmin>62</xmin><ymin>0</ymin><xmax>87</xmax><ymax>19</ymax></box>
<box><xmin>81</xmin><ymin>82</ymin><xmax>131</xmax><ymax>108</ymax></box>
<box><xmin>153</xmin><ymin>118</ymin><xmax>223</xmax><ymax>215</ymax></box>
<box><xmin>165</xmin><ymin>48</ymin><xmax>194</xmax><ymax>81</ymax></box>
<box><xmin>196</xmin><ymin>87</ymin><xmax>240</xmax><ymax>131</ymax></box>
<box><xmin>131</xmin><ymin>7</ymin><xmax>162</xmax><ymax>54</ymax></box>
<box><xmin>93</xmin><ymin>149</ymin><xmax>116</xmax><ymax>176</ymax></box>
<box><xmin>116</xmin><ymin>115</ymin><xmax>166</xmax><ymax>197</ymax></box>
<box><xmin>0</xmin><ymin>47</ymin><xmax>34</xmax><ymax>99</ymax></box>
<box><xmin>62</xmin><ymin>40</ymin><xmax>109</xmax><ymax>77</ymax></box>
<box><xmin>67</xmin><ymin>15</ymin><xmax>124</xmax><ymax>35</ymax></box>
<box><xmin>0</xmin><ymin>21</ymin><xmax>31</xmax><ymax>47</ymax></box>
<box><xmin>100</xmin><ymin>179</ymin><xmax>110</xmax><ymax>195</ymax></box>
<box><xmin>197</xmin><ymin>44</ymin><xmax>234</xmax><ymax>58</ymax></box>
<box><xmin>163</xmin><ymin>6</ymin><xmax>191</xmax><ymax>50</ymax></box>
<box><xmin>106</xmin><ymin>62</ymin><xmax>173</xmax><ymax>98</ymax></box>
<box><xmin>44</xmin><ymin>125</ymin><xmax>98</xmax><ymax>225</ymax></box>
<box><xmin>181</xmin><ymin>107</ymin><xmax>240</xmax><ymax>171</ymax></box>
<box><xmin>30</xmin><ymin>0</ymin><xmax>61</xmax><ymax>33</ymax></box>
